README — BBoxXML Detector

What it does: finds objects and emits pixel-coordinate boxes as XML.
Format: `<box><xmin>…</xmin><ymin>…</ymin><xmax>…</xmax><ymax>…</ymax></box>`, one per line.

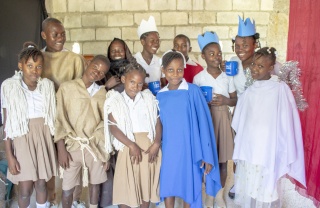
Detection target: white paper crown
<box><xmin>237</xmin><ymin>16</ymin><xmax>256</xmax><ymax>37</ymax></box>
<box><xmin>137</xmin><ymin>16</ymin><xmax>158</xmax><ymax>38</ymax></box>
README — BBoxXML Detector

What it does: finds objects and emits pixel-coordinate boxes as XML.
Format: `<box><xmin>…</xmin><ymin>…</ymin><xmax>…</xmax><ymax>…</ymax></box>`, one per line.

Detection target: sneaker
<box><xmin>72</xmin><ymin>200</ymin><xmax>86</xmax><ymax>208</ymax></box>
<box><xmin>228</xmin><ymin>185</ymin><xmax>235</xmax><ymax>199</ymax></box>
<box><xmin>46</xmin><ymin>202</ymin><xmax>59</xmax><ymax>208</ymax></box>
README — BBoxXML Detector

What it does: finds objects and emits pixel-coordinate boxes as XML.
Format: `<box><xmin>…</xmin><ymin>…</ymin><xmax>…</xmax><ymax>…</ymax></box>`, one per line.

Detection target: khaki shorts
<box><xmin>62</xmin><ymin>148</ymin><xmax>107</xmax><ymax>190</ymax></box>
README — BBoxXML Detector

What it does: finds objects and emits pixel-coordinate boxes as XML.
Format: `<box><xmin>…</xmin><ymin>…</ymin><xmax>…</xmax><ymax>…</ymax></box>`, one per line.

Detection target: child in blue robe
<box><xmin>157</xmin><ymin>50</ymin><xmax>221</xmax><ymax>208</ymax></box>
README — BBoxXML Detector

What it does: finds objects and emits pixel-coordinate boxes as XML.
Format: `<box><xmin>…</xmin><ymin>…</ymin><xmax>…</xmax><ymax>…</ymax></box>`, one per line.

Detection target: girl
<box><xmin>104</xmin><ymin>61</ymin><xmax>162</xmax><ymax>208</ymax></box>
<box><xmin>98</xmin><ymin>38</ymin><xmax>133</xmax><ymax>92</ymax></box>
<box><xmin>134</xmin><ymin>16</ymin><xmax>166</xmax><ymax>88</ymax></box>
<box><xmin>231</xmin><ymin>16</ymin><xmax>261</xmax><ymax>96</ymax></box>
<box><xmin>1</xmin><ymin>42</ymin><xmax>57</xmax><ymax>208</ymax></box>
<box><xmin>232</xmin><ymin>47</ymin><xmax>305</xmax><ymax>207</ymax></box>
<box><xmin>157</xmin><ymin>50</ymin><xmax>221</xmax><ymax>208</ymax></box>
<box><xmin>173</xmin><ymin>34</ymin><xmax>203</xmax><ymax>83</ymax></box>
<box><xmin>99</xmin><ymin>38</ymin><xmax>133</xmax><ymax>207</ymax></box>
<box><xmin>194</xmin><ymin>31</ymin><xmax>237</xmax><ymax>187</ymax></box>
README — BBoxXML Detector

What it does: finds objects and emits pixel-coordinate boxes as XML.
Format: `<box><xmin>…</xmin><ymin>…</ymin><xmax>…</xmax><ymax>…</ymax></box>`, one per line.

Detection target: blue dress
<box><xmin>157</xmin><ymin>83</ymin><xmax>221</xmax><ymax>207</ymax></box>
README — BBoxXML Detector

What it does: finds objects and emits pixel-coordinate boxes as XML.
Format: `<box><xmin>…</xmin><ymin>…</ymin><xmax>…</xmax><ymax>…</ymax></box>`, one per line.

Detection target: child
<box><xmin>1</xmin><ymin>42</ymin><xmax>57</xmax><ymax>208</ymax></box>
<box><xmin>230</xmin><ymin>16</ymin><xmax>282</xmax><ymax>96</ymax></box>
<box><xmin>40</xmin><ymin>17</ymin><xmax>86</xmax><ymax>207</ymax></box>
<box><xmin>194</xmin><ymin>31</ymin><xmax>237</xmax><ymax>188</ymax></box>
<box><xmin>104</xmin><ymin>61</ymin><xmax>161</xmax><ymax>208</ymax></box>
<box><xmin>173</xmin><ymin>34</ymin><xmax>203</xmax><ymax>83</ymax></box>
<box><xmin>55</xmin><ymin>55</ymin><xmax>111</xmax><ymax>208</ymax></box>
<box><xmin>232</xmin><ymin>47</ymin><xmax>305</xmax><ymax>207</ymax></box>
<box><xmin>134</xmin><ymin>16</ymin><xmax>166</xmax><ymax>88</ymax></box>
<box><xmin>157</xmin><ymin>50</ymin><xmax>221</xmax><ymax>208</ymax></box>
<box><xmin>98</xmin><ymin>38</ymin><xmax>133</xmax><ymax>208</ymax></box>
<box><xmin>98</xmin><ymin>38</ymin><xmax>133</xmax><ymax>93</ymax></box>
<box><xmin>41</xmin><ymin>17</ymin><xmax>86</xmax><ymax>91</ymax></box>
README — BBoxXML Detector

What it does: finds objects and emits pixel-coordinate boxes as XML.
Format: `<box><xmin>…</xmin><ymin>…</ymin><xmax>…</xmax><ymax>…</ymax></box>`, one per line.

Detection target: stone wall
<box><xmin>45</xmin><ymin>0</ymin><xmax>289</xmax><ymax>65</ymax></box>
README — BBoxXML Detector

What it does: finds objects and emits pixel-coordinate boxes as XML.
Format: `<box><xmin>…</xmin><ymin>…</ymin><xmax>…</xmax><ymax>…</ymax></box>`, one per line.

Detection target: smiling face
<box><xmin>84</xmin><ymin>59</ymin><xmax>109</xmax><ymax>83</ymax></box>
<box><xmin>234</xmin><ymin>36</ymin><xmax>256</xmax><ymax>63</ymax></box>
<box><xmin>19</xmin><ymin>56</ymin><xmax>43</xmax><ymax>86</ymax></box>
<box><xmin>173</xmin><ymin>37</ymin><xmax>191</xmax><ymax>61</ymax></box>
<box><xmin>41</xmin><ymin>22</ymin><xmax>66</xmax><ymax>52</ymax></box>
<box><xmin>250</xmin><ymin>55</ymin><xmax>273</xmax><ymax>80</ymax></box>
<box><xmin>162</xmin><ymin>58</ymin><xmax>184</xmax><ymax>90</ymax></box>
<box><xmin>121</xmin><ymin>70</ymin><xmax>145</xmax><ymax>100</ymax></box>
<box><xmin>201</xmin><ymin>43</ymin><xmax>222</xmax><ymax>69</ymax></box>
<box><xmin>141</xmin><ymin>32</ymin><xmax>160</xmax><ymax>55</ymax></box>
<box><xmin>109</xmin><ymin>40</ymin><xmax>126</xmax><ymax>61</ymax></box>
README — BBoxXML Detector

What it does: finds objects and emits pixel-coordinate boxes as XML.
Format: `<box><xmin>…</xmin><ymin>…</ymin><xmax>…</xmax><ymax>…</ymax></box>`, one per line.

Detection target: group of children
<box><xmin>1</xmin><ymin>14</ymin><xmax>306</xmax><ymax>208</ymax></box>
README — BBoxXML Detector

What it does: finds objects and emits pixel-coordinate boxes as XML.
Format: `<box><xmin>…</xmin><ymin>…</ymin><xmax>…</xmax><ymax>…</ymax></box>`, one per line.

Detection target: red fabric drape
<box><xmin>287</xmin><ymin>0</ymin><xmax>320</xmax><ymax>206</ymax></box>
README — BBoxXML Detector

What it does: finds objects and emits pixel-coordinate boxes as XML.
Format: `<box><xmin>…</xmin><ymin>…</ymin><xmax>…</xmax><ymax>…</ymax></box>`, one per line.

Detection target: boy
<box><xmin>134</xmin><ymin>16</ymin><xmax>166</xmax><ymax>88</ymax></box>
<box><xmin>55</xmin><ymin>55</ymin><xmax>111</xmax><ymax>208</ymax></box>
<box><xmin>173</xmin><ymin>34</ymin><xmax>203</xmax><ymax>83</ymax></box>
<box><xmin>40</xmin><ymin>17</ymin><xmax>86</xmax><ymax>208</ymax></box>
<box><xmin>41</xmin><ymin>17</ymin><xmax>85</xmax><ymax>91</ymax></box>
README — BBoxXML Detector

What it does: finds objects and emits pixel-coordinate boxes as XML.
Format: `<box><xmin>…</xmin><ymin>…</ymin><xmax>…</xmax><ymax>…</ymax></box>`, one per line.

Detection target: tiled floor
<box><xmin>6</xmin><ymin>161</ymin><xmax>316</xmax><ymax>208</ymax></box>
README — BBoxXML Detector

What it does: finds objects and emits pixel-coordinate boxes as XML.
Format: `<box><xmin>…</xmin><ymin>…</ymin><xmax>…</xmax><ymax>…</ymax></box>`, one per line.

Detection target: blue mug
<box><xmin>225</xmin><ymin>61</ymin><xmax>238</xmax><ymax>76</ymax></box>
<box><xmin>148</xmin><ymin>81</ymin><xmax>161</xmax><ymax>95</ymax></box>
<box><xmin>200</xmin><ymin>86</ymin><xmax>213</xmax><ymax>102</ymax></box>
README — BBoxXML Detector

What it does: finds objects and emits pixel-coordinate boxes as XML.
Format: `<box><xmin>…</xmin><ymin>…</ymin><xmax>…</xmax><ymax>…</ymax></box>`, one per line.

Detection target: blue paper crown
<box><xmin>238</xmin><ymin>16</ymin><xmax>256</xmax><ymax>37</ymax></box>
<box><xmin>197</xmin><ymin>31</ymin><xmax>220</xmax><ymax>51</ymax></box>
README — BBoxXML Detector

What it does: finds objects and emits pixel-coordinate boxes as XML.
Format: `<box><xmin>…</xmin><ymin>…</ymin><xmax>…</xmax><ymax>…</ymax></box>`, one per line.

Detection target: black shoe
<box><xmin>228</xmin><ymin>186</ymin><xmax>235</xmax><ymax>199</ymax></box>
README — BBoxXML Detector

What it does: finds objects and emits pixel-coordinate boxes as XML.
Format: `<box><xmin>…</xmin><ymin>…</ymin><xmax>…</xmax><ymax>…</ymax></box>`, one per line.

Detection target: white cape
<box><xmin>232</xmin><ymin>75</ymin><xmax>306</xmax><ymax>192</ymax></box>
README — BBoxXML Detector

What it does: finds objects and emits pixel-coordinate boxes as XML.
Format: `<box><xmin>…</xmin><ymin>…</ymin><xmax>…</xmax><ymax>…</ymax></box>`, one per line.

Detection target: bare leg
<box><xmin>183</xmin><ymin>200</ymin><xmax>190</xmax><ymax>208</ymax></box>
<box><xmin>34</xmin><ymin>179</ymin><xmax>47</xmax><ymax>204</ymax></box>
<box><xmin>62</xmin><ymin>187</ymin><xmax>75</xmax><ymax>208</ymax></box>
<box><xmin>73</xmin><ymin>184</ymin><xmax>82</xmax><ymax>201</ymax></box>
<box><xmin>140</xmin><ymin>200</ymin><xmax>150</xmax><ymax>208</ymax></box>
<box><xmin>47</xmin><ymin>176</ymin><xmax>56</xmax><ymax>203</ymax></box>
<box><xmin>164</xmin><ymin>197</ymin><xmax>175</xmax><ymax>208</ymax></box>
<box><xmin>118</xmin><ymin>204</ymin><xmax>130</xmax><ymax>208</ymax></box>
<box><xmin>220</xmin><ymin>162</ymin><xmax>227</xmax><ymax>187</ymax></box>
<box><xmin>89</xmin><ymin>184</ymin><xmax>100</xmax><ymax>205</ymax></box>
<box><xmin>18</xmin><ymin>181</ymin><xmax>34</xmax><ymax>208</ymax></box>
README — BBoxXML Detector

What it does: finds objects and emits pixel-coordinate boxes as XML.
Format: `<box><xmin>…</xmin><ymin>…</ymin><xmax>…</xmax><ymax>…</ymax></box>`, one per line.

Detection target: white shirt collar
<box><xmin>87</xmin><ymin>82</ymin><xmax>100</xmax><ymax>96</ymax></box>
<box><xmin>122</xmin><ymin>90</ymin><xmax>142</xmax><ymax>103</ymax></box>
<box><xmin>186</xmin><ymin>58</ymin><xmax>198</xmax><ymax>66</ymax></box>
<box><xmin>159</xmin><ymin>78</ymin><xmax>188</xmax><ymax>93</ymax></box>
<box><xmin>136</xmin><ymin>52</ymin><xmax>158</xmax><ymax>65</ymax></box>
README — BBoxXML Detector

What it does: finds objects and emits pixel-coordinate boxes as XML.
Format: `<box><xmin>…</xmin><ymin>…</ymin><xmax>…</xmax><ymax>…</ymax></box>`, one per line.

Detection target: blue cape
<box><xmin>157</xmin><ymin>83</ymin><xmax>221</xmax><ymax>207</ymax></box>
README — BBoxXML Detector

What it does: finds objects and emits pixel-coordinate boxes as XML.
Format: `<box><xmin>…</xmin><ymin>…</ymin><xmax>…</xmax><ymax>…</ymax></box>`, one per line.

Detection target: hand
<box><xmin>200</xmin><ymin>161</ymin><xmax>213</xmax><ymax>175</ymax></box>
<box><xmin>105</xmin><ymin>76</ymin><xmax>121</xmax><ymax>90</ymax></box>
<box><xmin>220</xmin><ymin>60</ymin><xmax>226</xmax><ymax>72</ymax></box>
<box><xmin>128</xmin><ymin>142</ymin><xmax>143</xmax><ymax>164</ymax></box>
<box><xmin>7</xmin><ymin>155</ymin><xmax>20</xmax><ymax>175</ymax></box>
<box><xmin>209</xmin><ymin>94</ymin><xmax>227</xmax><ymax>106</ymax></box>
<box><xmin>145</xmin><ymin>142</ymin><xmax>160</xmax><ymax>163</ymax></box>
<box><xmin>58</xmin><ymin>148</ymin><xmax>73</xmax><ymax>169</ymax></box>
<box><xmin>142</xmin><ymin>83</ymin><xmax>149</xmax><ymax>90</ymax></box>
<box><xmin>102</xmin><ymin>161</ymin><xmax>110</xmax><ymax>171</ymax></box>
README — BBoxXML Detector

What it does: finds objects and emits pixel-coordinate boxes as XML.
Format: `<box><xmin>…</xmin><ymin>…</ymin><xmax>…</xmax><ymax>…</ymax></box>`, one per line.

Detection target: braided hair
<box><xmin>254</xmin><ymin>47</ymin><xmax>277</xmax><ymax>65</ymax></box>
<box><xmin>232</xmin><ymin>33</ymin><xmax>261</xmax><ymax>52</ymax></box>
<box><xmin>121</xmin><ymin>57</ymin><xmax>146</xmax><ymax>77</ymax></box>
<box><xmin>18</xmin><ymin>42</ymin><xmax>43</xmax><ymax>64</ymax></box>
<box><xmin>161</xmin><ymin>49</ymin><xmax>185</xmax><ymax>69</ymax></box>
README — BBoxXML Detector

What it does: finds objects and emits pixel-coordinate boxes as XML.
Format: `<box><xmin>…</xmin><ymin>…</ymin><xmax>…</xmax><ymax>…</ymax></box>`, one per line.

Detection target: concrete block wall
<box><xmin>45</xmin><ymin>0</ymin><xmax>289</xmax><ymax>66</ymax></box>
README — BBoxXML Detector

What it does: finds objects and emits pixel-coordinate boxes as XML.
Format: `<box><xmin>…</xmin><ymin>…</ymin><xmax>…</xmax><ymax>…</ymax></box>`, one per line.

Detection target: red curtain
<box><xmin>287</xmin><ymin>0</ymin><xmax>320</xmax><ymax>206</ymax></box>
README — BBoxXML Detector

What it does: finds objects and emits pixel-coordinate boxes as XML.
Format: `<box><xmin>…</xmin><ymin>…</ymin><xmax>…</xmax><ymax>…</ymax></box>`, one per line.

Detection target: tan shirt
<box><xmin>55</xmin><ymin>79</ymin><xmax>109</xmax><ymax>162</ymax></box>
<box><xmin>41</xmin><ymin>51</ymin><xmax>85</xmax><ymax>91</ymax></box>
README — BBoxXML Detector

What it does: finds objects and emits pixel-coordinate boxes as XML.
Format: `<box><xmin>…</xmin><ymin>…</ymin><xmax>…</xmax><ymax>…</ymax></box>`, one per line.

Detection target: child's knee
<box><xmin>35</xmin><ymin>180</ymin><xmax>47</xmax><ymax>193</ymax></box>
<box><xmin>19</xmin><ymin>189</ymin><xmax>32</xmax><ymax>201</ymax></box>
<box><xmin>62</xmin><ymin>188</ymin><xmax>74</xmax><ymax>198</ymax></box>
